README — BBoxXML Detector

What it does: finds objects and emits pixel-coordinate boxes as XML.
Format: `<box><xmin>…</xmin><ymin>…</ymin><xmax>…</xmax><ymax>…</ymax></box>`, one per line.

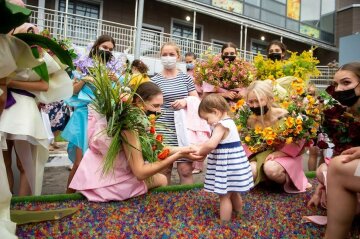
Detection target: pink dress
<box><xmin>246</xmin><ymin>141</ymin><xmax>308</xmax><ymax>193</ymax></box>
<box><xmin>69</xmin><ymin>108</ymin><xmax>147</xmax><ymax>202</ymax></box>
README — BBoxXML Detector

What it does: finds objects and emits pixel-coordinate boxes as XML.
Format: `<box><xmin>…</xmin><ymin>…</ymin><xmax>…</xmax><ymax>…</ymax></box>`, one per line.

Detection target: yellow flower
<box><xmin>255</xmin><ymin>125</ymin><xmax>262</xmax><ymax>134</ymax></box>
<box><xmin>310</xmin><ymin>127</ymin><xmax>317</xmax><ymax>134</ymax></box>
<box><xmin>281</xmin><ymin>101</ymin><xmax>290</xmax><ymax>109</ymax></box>
<box><xmin>285</xmin><ymin>117</ymin><xmax>295</xmax><ymax>128</ymax></box>
<box><xmin>236</xmin><ymin>99</ymin><xmax>245</xmax><ymax>108</ymax></box>
<box><xmin>313</xmin><ymin>108</ymin><xmax>320</xmax><ymax>114</ymax></box>
<box><xmin>230</xmin><ymin>106</ymin><xmax>236</xmax><ymax>112</ymax></box>
<box><xmin>286</xmin><ymin>137</ymin><xmax>293</xmax><ymax>144</ymax></box>
<box><xmin>245</xmin><ymin>135</ymin><xmax>251</xmax><ymax>142</ymax></box>
<box><xmin>295</xmin><ymin>117</ymin><xmax>303</xmax><ymax>125</ymax></box>
<box><xmin>296</xmin><ymin>124</ymin><xmax>303</xmax><ymax>132</ymax></box>
<box><xmin>237</xmin><ymin>125</ymin><xmax>242</xmax><ymax>131</ymax></box>
<box><xmin>295</xmin><ymin>86</ymin><xmax>304</xmax><ymax>95</ymax></box>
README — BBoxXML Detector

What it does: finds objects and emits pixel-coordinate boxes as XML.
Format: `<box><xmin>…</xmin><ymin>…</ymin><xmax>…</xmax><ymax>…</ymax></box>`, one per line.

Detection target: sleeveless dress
<box><xmin>204</xmin><ymin>118</ymin><xmax>254</xmax><ymax>195</ymax></box>
<box><xmin>69</xmin><ymin>108</ymin><xmax>147</xmax><ymax>202</ymax></box>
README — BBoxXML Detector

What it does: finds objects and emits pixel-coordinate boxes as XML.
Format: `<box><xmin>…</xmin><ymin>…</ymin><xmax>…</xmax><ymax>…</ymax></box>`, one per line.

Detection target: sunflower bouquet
<box><xmin>89</xmin><ymin>61</ymin><xmax>169</xmax><ymax>174</ymax></box>
<box><xmin>254</xmin><ymin>49</ymin><xmax>320</xmax><ymax>81</ymax></box>
<box><xmin>234</xmin><ymin>78</ymin><xmax>323</xmax><ymax>153</ymax></box>
<box><xmin>193</xmin><ymin>54</ymin><xmax>256</xmax><ymax>90</ymax></box>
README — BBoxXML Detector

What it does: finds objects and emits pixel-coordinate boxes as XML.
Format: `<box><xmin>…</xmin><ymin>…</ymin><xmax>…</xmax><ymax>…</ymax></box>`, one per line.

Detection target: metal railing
<box><xmin>26</xmin><ymin>5</ymin><xmax>335</xmax><ymax>87</ymax></box>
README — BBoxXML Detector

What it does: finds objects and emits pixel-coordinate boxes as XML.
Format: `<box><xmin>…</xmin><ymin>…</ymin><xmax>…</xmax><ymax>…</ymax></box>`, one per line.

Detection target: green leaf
<box><xmin>30</xmin><ymin>46</ymin><xmax>49</xmax><ymax>81</ymax></box>
<box><xmin>0</xmin><ymin>0</ymin><xmax>32</xmax><ymax>34</ymax></box>
<box><xmin>33</xmin><ymin>62</ymin><xmax>49</xmax><ymax>82</ymax></box>
<box><xmin>14</xmin><ymin>33</ymin><xmax>75</xmax><ymax>70</ymax></box>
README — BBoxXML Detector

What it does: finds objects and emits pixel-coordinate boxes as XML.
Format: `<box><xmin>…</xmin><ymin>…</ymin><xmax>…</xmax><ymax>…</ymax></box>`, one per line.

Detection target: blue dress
<box><xmin>204</xmin><ymin>118</ymin><xmax>254</xmax><ymax>195</ymax></box>
<box><xmin>61</xmin><ymin>75</ymin><xmax>94</xmax><ymax>162</ymax></box>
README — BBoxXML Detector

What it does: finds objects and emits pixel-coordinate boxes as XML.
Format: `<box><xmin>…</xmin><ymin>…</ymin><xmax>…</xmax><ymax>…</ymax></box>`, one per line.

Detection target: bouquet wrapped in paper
<box><xmin>234</xmin><ymin>77</ymin><xmax>323</xmax><ymax>153</ymax></box>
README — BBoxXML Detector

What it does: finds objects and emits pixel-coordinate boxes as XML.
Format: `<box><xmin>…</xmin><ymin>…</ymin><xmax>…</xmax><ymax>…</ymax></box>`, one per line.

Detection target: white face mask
<box><xmin>161</xmin><ymin>56</ymin><xmax>177</xmax><ymax>69</ymax></box>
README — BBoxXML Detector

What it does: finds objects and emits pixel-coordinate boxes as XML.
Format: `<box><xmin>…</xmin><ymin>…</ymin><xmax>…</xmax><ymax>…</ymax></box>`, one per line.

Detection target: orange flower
<box><xmin>156</xmin><ymin>134</ymin><xmax>163</xmax><ymax>142</ymax></box>
<box><xmin>150</xmin><ymin>126</ymin><xmax>156</xmax><ymax>134</ymax></box>
<box><xmin>157</xmin><ymin>148</ymin><xmax>170</xmax><ymax>160</ymax></box>
<box><xmin>152</xmin><ymin>145</ymin><xmax>157</xmax><ymax>151</ymax></box>
<box><xmin>266</xmin><ymin>139</ymin><xmax>274</xmax><ymax>145</ymax></box>
<box><xmin>236</xmin><ymin>99</ymin><xmax>245</xmax><ymax>108</ymax></box>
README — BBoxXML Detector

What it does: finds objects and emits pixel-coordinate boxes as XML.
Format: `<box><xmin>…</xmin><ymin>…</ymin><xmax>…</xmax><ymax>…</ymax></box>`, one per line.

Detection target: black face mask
<box><xmin>222</xmin><ymin>55</ymin><xmax>236</xmax><ymax>62</ymax></box>
<box><xmin>98</xmin><ymin>50</ymin><xmax>113</xmax><ymax>63</ymax></box>
<box><xmin>332</xmin><ymin>83</ymin><xmax>360</xmax><ymax>107</ymax></box>
<box><xmin>250</xmin><ymin>105</ymin><xmax>269</xmax><ymax>116</ymax></box>
<box><xmin>146</xmin><ymin>110</ymin><xmax>161</xmax><ymax>117</ymax></box>
<box><xmin>268</xmin><ymin>53</ymin><xmax>282</xmax><ymax>61</ymax></box>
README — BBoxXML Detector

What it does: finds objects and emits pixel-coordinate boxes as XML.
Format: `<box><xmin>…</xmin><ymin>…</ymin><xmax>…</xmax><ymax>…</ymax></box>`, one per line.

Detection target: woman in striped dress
<box><xmin>152</xmin><ymin>42</ymin><xmax>199</xmax><ymax>184</ymax></box>
<box><xmin>192</xmin><ymin>94</ymin><xmax>254</xmax><ymax>222</ymax></box>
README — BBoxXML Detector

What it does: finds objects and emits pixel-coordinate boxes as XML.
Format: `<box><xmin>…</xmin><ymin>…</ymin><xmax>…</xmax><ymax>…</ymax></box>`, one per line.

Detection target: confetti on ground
<box><xmin>12</xmin><ymin>179</ymin><xmax>360</xmax><ymax>238</ymax></box>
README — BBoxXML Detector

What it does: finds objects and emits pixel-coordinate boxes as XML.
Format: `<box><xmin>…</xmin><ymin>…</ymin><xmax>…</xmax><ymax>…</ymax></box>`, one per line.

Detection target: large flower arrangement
<box><xmin>234</xmin><ymin>78</ymin><xmax>323</xmax><ymax>153</ymax></box>
<box><xmin>193</xmin><ymin>54</ymin><xmax>256</xmax><ymax>90</ymax></box>
<box><xmin>254</xmin><ymin>49</ymin><xmax>320</xmax><ymax>81</ymax></box>
<box><xmin>90</xmin><ymin>62</ymin><xmax>169</xmax><ymax>174</ymax></box>
<box><xmin>316</xmin><ymin>87</ymin><xmax>360</xmax><ymax>155</ymax></box>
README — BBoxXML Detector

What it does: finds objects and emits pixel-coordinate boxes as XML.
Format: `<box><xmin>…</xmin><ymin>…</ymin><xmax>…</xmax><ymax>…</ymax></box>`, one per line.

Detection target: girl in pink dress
<box><xmin>69</xmin><ymin>82</ymin><xmax>203</xmax><ymax>202</ymax></box>
<box><xmin>245</xmin><ymin>80</ymin><xmax>308</xmax><ymax>193</ymax></box>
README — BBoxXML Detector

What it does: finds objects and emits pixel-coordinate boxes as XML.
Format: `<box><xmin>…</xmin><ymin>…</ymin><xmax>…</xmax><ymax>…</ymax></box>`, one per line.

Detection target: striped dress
<box><xmin>151</xmin><ymin>72</ymin><xmax>196</xmax><ymax>161</ymax></box>
<box><xmin>204</xmin><ymin>118</ymin><xmax>254</xmax><ymax>195</ymax></box>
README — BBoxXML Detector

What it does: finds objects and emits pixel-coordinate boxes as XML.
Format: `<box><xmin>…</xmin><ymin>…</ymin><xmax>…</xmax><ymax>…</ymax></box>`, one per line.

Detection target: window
<box><xmin>262</xmin><ymin>0</ymin><xmax>285</xmax><ymax>15</ymax></box>
<box><xmin>171</xmin><ymin>21</ymin><xmax>202</xmax><ymax>56</ymax></box>
<box><xmin>244</xmin><ymin>0</ymin><xmax>260</xmax><ymax>6</ymax></box>
<box><xmin>261</xmin><ymin>10</ymin><xmax>285</xmax><ymax>28</ymax></box>
<box><xmin>286</xmin><ymin>19</ymin><xmax>299</xmax><ymax>32</ymax></box>
<box><xmin>300</xmin><ymin>0</ymin><xmax>320</xmax><ymax>28</ymax></box>
<box><xmin>58</xmin><ymin>0</ymin><xmax>100</xmax><ymax>43</ymax></box>
<box><xmin>172</xmin><ymin>22</ymin><xmax>201</xmax><ymax>40</ymax></box>
<box><xmin>251</xmin><ymin>40</ymin><xmax>267</xmax><ymax>55</ymax></box>
<box><xmin>244</xmin><ymin>4</ymin><xmax>260</xmax><ymax>19</ymax></box>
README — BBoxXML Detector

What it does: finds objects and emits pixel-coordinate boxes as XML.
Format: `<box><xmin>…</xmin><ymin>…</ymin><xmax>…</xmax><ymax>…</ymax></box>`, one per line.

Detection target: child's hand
<box><xmin>177</xmin><ymin>146</ymin><xmax>205</xmax><ymax>161</ymax></box>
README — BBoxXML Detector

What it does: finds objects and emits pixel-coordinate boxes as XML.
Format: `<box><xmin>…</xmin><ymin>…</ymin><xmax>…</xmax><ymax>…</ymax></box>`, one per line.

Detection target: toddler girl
<box><xmin>193</xmin><ymin>94</ymin><xmax>254</xmax><ymax>222</ymax></box>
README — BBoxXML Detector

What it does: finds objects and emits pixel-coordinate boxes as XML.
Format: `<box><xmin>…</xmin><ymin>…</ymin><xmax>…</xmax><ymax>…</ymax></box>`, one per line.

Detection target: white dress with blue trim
<box><xmin>204</xmin><ymin>118</ymin><xmax>254</xmax><ymax>195</ymax></box>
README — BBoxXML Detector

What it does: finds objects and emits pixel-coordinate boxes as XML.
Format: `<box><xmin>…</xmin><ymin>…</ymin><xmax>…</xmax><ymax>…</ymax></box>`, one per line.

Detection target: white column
<box><xmin>240</xmin><ymin>24</ymin><xmax>243</xmax><ymax>58</ymax></box>
<box><xmin>37</xmin><ymin>0</ymin><xmax>45</xmax><ymax>32</ymax></box>
<box><xmin>192</xmin><ymin>10</ymin><xmax>197</xmax><ymax>52</ymax></box>
<box><xmin>244</xmin><ymin>25</ymin><xmax>247</xmax><ymax>61</ymax></box>
<box><xmin>134</xmin><ymin>0</ymin><xmax>144</xmax><ymax>59</ymax></box>
<box><xmin>64</xmin><ymin>0</ymin><xmax>69</xmax><ymax>39</ymax></box>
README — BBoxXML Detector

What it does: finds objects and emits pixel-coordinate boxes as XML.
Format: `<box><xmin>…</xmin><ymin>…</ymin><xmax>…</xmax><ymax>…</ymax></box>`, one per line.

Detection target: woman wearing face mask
<box><xmin>62</xmin><ymin>35</ymin><xmax>123</xmax><ymax>193</ymax></box>
<box><xmin>307</xmin><ymin>63</ymin><xmax>360</xmax><ymax>232</ymax></box>
<box><xmin>245</xmin><ymin>80</ymin><xmax>309</xmax><ymax>193</ymax></box>
<box><xmin>267</xmin><ymin>40</ymin><xmax>287</xmax><ymax>62</ymax></box>
<box><xmin>69</xmin><ymin>82</ymin><xmax>203</xmax><ymax>201</ymax></box>
<box><xmin>202</xmin><ymin>42</ymin><xmax>244</xmax><ymax>101</ymax></box>
<box><xmin>151</xmin><ymin>42</ymin><xmax>200</xmax><ymax>185</ymax></box>
<box><xmin>185</xmin><ymin>52</ymin><xmax>202</xmax><ymax>96</ymax></box>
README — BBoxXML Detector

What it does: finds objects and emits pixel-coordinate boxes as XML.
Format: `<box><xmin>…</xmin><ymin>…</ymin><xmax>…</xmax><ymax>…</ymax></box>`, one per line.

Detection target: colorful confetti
<box><xmin>12</xmin><ymin>179</ymin><xmax>360</xmax><ymax>238</ymax></box>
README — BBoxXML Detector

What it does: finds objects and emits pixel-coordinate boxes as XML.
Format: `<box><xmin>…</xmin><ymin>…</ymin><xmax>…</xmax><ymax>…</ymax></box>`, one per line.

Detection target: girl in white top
<box><xmin>192</xmin><ymin>94</ymin><xmax>254</xmax><ymax>222</ymax></box>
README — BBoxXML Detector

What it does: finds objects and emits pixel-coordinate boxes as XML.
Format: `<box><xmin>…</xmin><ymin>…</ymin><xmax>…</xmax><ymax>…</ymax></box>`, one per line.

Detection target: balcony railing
<box><xmin>26</xmin><ymin>5</ymin><xmax>336</xmax><ymax>87</ymax></box>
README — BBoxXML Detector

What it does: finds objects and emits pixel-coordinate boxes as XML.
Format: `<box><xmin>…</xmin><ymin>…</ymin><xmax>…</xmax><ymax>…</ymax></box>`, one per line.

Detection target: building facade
<box><xmin>23</xmin><ymin>0</ymin><xmax>358</xmax><ymax>66</ymax></box>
